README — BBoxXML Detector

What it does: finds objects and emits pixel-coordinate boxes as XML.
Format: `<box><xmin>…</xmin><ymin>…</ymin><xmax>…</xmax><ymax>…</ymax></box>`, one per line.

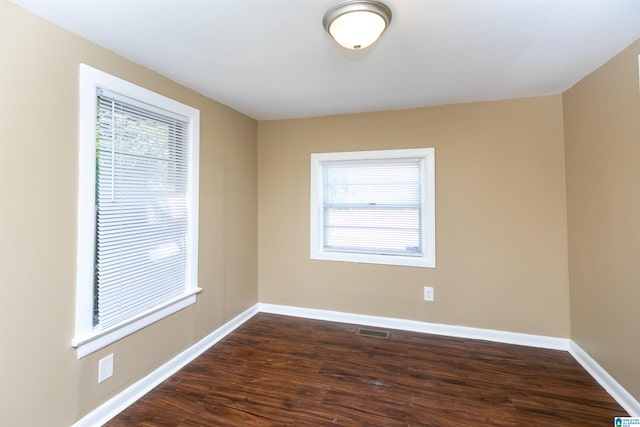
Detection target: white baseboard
<box><xmin>71</xmin><ymin>304</ymin><xmax>259</xmax><ymax>427</ymax></box>
<box><xmin>258</xmin><ymin>303</ymin><xmax>570</xmax><ymax>351</ymax></box>
<box><xmin>72</xmin><ymin>302</ymin><xmax>639</xmax><ymax>425</ymax></box>
<box><xmin>569</xmin><ymin>341</ymin><xmax>640</xmax><ymax>416</ymax></box>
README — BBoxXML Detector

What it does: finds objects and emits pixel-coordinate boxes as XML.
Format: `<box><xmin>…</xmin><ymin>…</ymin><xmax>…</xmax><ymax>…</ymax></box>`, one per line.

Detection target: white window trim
<box><xmin>310</xmin><ymin>148</ymin><xmax>435</xmax><ymax>268</ymax></box>
<box><xmin>73</xmin><ymin>64</ymin><xmax>200</xmax><ymax>358</ymax></box>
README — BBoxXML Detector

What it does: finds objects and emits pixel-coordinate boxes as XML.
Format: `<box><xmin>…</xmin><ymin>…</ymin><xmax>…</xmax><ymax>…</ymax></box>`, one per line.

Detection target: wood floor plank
<box><xmin>105</xmin><ymin>313</ymin><xmax>627</xmax><ymax>426</ymax></box>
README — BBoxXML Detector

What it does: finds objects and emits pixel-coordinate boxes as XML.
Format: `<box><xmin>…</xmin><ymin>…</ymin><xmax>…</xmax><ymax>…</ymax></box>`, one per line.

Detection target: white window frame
<box><xmin>310</xmin><ymin>148</ymin><xmax>435</xmax><ymax>268</ymax></box>
<box><xmin>72</xmin><ymin>64</ymin><xmax>200</xmax><ymax>358</ymax></box>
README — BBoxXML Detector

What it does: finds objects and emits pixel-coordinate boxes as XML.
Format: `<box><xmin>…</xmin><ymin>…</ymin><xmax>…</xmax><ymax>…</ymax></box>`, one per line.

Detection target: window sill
<box><xmin>311</xmin><ymin>249</ymin><xmax>435</xmax><ymax>268</ymax></box>
<box><xmin>72</xmin><ymin>288</ymin><xmax>201</xmax><ymax>359</ymax></box>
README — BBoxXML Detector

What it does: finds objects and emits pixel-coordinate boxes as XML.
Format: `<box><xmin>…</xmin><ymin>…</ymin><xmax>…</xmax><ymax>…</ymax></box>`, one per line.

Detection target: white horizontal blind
<box><xmin>94</xmin><ymin>89</ymin><xmax>190</xmax><ymax>329</ymax></box>
<box><xmin>322</xmin><ymin>158</ymin><xmax>423</xmax><ymax>256</ymax></box>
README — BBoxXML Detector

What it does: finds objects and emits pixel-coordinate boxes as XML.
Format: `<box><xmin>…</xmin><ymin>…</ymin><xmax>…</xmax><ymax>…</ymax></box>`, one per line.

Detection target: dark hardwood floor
<box><xmin>105</xmin><ymin>313</ymin><xmax>627</xmax><ymax>426</ymax></box>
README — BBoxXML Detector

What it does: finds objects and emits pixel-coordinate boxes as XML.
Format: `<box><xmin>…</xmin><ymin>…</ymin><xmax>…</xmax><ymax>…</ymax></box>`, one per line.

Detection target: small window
<box><xmin>310</xmin><ymin>148</ymin><xmax>435</xmax><ymax>268</ymax></box>
<box><xmin>73</xmin><ymin>64</ymin><xmax>200</xmax><ymax>357</ymax></box>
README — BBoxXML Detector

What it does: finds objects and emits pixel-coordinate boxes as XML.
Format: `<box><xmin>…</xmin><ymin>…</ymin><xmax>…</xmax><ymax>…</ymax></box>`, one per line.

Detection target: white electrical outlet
<box><xmin>98</xmin><ymin>354</ymin><xmax>114</xmax><ymax>383</ymax></box>
<box><xmin>423</xmin><ymin>286</ymin><xmax>434</xmax><ymax>302</ymax></box>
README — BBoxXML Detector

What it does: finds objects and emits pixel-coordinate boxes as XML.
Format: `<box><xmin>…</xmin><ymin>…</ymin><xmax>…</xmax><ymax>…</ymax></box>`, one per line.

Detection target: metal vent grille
<box><xmin>356</xmin><ymin>327</ymin><xmax>390</xmax><ymax>339</ymax></box>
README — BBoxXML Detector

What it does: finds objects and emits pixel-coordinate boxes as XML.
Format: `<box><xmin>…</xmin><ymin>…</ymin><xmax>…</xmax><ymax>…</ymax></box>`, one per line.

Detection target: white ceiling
<box><xmin>9</xmin><ymin>0</ymin><xmax>640</xmax><ymax>120</ymax></box>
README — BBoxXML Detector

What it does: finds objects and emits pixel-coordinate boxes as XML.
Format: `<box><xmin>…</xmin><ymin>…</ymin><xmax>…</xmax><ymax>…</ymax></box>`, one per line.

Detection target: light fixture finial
<box><xmin>323</xmin><ymin>0</ymin><xmax>392</xmax><ymax>50</ymax></box>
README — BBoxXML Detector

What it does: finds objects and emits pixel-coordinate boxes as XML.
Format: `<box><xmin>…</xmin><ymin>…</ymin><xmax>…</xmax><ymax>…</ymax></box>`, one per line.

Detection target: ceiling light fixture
<box><xmin>323</xmin><ymin>0</ymin><xmax>392</xmax><ymax>50</ymax></box>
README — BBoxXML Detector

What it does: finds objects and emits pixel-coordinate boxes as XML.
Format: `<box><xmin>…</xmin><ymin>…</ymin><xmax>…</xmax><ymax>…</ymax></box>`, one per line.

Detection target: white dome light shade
<box><xmin>329</xmin><ymin>11</ymin><xmax>386</xmax><ymax>50</ymax></box>
<box><xmin>323</xmin><ymin>1</ymin><xmax>392</xmax><ymax>50</ymax></box>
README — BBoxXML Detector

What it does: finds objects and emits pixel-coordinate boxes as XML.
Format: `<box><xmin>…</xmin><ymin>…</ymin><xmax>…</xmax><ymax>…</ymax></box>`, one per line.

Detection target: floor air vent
<box><xmin>356</xmin><ymin>327</ymin><xmax>390</xmax><ymax>339</ymax></box>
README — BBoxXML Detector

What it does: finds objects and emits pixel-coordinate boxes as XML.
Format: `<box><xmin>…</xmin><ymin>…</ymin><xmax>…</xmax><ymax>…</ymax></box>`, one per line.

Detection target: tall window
<box><xmin>73</xmin><ymin>65</ymin><xmax>200</xmax><ymax>357</ymax></box>
<box><xmin>310</xmin><ymin>148</ymin><xmax>435</xmax><ymax>268</ymax></box>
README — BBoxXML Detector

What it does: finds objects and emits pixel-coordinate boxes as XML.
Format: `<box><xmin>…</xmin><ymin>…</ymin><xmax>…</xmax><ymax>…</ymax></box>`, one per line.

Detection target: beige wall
<box><xmin>258</xmin><ymin>95</ymin><xmax>571</xmax><ymax>337</ymax></box>
<box><xmin>0</xmin><ymin>1</ymin><xmax>258</xmax><ymax>426</ymax></box>
<box><xmin>563</xmin><ymin>40</ymin><xmax>640</xmax><ymax>401</ymax></box>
